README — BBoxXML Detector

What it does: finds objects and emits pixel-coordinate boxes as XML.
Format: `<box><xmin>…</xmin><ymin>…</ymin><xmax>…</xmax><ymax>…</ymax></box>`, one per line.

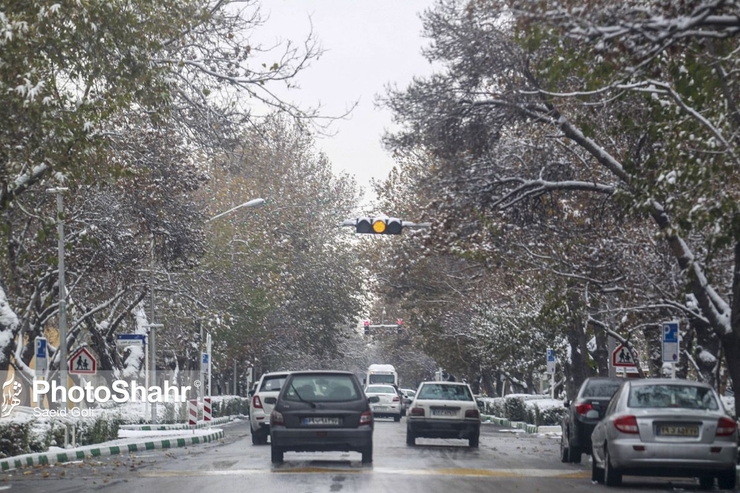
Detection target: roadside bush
<box><xmin>77</xmin><ymin>416</ymin><xmax>122</xmax><ymax>445</ymax></box>
<box><xmin>504</xmin><ymin>396</ymin><xmax>527</xmax><ymax>422</ymax></box>
<box><xmin>213</xmin><ymin>397</ymin><xmax>249</xmax><ymax>417</ymax></box>
<box><xmin>0</xmin><ymin>421</ymin><xmax>32</xmax><ymax>458</ymax></box>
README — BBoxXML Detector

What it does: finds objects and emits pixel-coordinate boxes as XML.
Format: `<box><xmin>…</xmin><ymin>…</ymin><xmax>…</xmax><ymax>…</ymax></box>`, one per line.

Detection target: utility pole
<box><xmin>47</xmin><ymin>188</ymin><xmax>69</xmax><ymax>394</ymax></box>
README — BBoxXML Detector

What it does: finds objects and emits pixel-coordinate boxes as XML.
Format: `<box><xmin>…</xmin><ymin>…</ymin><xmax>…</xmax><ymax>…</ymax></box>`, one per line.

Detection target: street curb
<box><xmin>120</xmin><ymin>416</ymin><xmax>231</xmax><ymax>430</ymax></box>
<box><xmin>0</xmin><ymin>428</ymin><xmax>224</xmax><ymax>473</ymax></box>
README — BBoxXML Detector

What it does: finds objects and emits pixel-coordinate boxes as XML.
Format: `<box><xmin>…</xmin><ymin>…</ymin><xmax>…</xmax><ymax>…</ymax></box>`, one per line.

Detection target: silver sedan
<box><xmin>591</xmin><ymin>378</ymin><xmax>737</xmax><ymax>489</ymax></box>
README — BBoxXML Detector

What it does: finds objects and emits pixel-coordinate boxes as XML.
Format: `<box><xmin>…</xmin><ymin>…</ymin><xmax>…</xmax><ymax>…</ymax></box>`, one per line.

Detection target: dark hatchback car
<box><xmin>269</xmin><ymin>371</ymin><xmax>377</xmax><ymax>464</ymax></box>
<box><xmin>561</xmin><ymin>377</ymin><xmax>624</xmax><ymax>463</ymax></box>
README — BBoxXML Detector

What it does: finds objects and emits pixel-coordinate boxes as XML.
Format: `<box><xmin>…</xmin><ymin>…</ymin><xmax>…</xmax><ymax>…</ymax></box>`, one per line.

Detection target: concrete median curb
<box><xmin>120</xmin><ymin>416</ymin><xmax>232</xmax><ymax>430</ymax></box>
<box><xmin>0</xmin><ymin>428</ymin><xmax>224</xmax><ymax>473</ymax></box>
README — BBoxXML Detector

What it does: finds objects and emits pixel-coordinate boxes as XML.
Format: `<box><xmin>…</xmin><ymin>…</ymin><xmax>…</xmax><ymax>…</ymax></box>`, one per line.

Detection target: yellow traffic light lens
<box><xmin>372</xmin><ymin>220</ymin><xmax>386</xmax><ymax>233</ymax></box>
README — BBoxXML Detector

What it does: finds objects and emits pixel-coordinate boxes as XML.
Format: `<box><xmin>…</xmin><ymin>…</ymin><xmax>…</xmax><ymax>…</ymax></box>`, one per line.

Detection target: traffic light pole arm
<box><xmin>401</xmin><ymin>221</ymin><xmax>432</xmax><ymax>229</ymax></box>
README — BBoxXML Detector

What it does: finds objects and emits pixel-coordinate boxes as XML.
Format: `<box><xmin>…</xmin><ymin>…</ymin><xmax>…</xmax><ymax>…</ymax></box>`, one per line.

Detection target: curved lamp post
<box><xmin>206</xmin><ymin>198</ymin><xmax>265</xmax><ymax>222</ymax></box>
<box><xmin>201</xmin><ymin>197</ymin><xmax>265</xmax><ymax>398</ymax></box>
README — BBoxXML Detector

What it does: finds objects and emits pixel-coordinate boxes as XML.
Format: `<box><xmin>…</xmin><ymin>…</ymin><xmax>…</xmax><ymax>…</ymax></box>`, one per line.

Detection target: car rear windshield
<box><xmin>368</xmin><ymin>374</ymin><xmax>396</xmax><ymax>385</ymax></box>
<box><xmin>628</xmin><ymin>384</ymin><xmax>719</xmax><ymax>410</ymax></box>
<box><xmin>582</xmin><ymin>381</ymin><xmax>622</xmax><ymax>398</ymax></box>
<box><xmin>365</xmin><ymin>385</ymin><xmax>396</xmax><ymax>394</ymax></box>
<box><xmin>284</xmin><ymin>375</ymin><xmax>360</xmax><ymax>402</ymax></box>
<box><xmin>417</xmin><ymin>384</ymin><xmax>473</xmax><ymax>401</ymax></box>
<box><xmin>260</xmin><ymin>376</ymin><xmax>287</xmax><ymax>392</ymax></box>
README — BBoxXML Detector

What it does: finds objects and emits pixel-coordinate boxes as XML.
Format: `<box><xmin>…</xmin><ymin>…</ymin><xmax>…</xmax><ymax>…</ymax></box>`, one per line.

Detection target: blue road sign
<box><xmin>547</xmin><ymin>349</ymin><xmax>555</xmax><ymax>362</ymax></box>
<box><xmin>35</xmin><ymin>337</ymin><xmax>47</xmax><ymax>359</ymax></box>
<box><xmin>662</xmin><ymin>321</ymin><xmax>679</xmax><ymax>363</ymax></box>
<box><xmin>117</xmin><ymin>334</ymin><xmax>146</xmax><ymax>345</ymax></box>
<box><xmin>202</xmin><ymin>352</ymin><xmax>209</xmax><ymax>365</ymax></box>
<box><xmin>663</xmin><ymin>322</ymin><xmax>678</xmax><ymax>343</ymax></box>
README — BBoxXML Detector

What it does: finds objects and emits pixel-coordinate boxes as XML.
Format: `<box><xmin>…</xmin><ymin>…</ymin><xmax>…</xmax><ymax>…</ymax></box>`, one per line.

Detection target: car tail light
<box><xmin>252</xmin><ymin>395</ymin><xmax>263</xmax><ymax>409</ymax></box>
<box><xmin>613</xmin><ymin>415</ymin><xmax>639</xmax><ymax>434</ymax></box>
<box><xmin>716</xmin><ymin>416</ymin><xmax>737</xmax><ymax>437</ymax></box>
<box><xmin>465</xmin><ymin>409</ymin><xmax>480</xmax><ymax>419</ymax></box>
<box><xmin>575</xmin><ymin>403</ymin><xmax>593</xmax><ymax>415</ymax></box>
<box><xmin>410</xmin><ymin>407</ymin><xmax>425</xmax><ymax>417</ymax></box>
<box><xmin>393</xmin><ymin>396</ymin><xmax>400</xmax><ymax>402</ymax></box>
<box><xmin>270</xmin><ymin>410</ymin><xmax>284</xmax><ymax>426</ymax></box>
<box><xmin>360</xmin><ymin>410</ymin><xmax>373</xmax><ymax>425</ymax></box>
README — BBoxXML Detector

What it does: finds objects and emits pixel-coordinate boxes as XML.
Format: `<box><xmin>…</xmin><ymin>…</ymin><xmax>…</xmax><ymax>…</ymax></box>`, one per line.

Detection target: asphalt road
<box><xmin>1</xmin><ymin>417</ymin><xmax>730</xmax><ymax>492</ymax></box>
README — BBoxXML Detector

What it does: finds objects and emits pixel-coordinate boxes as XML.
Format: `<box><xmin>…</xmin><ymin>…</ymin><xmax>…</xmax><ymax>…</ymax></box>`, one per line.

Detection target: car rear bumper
<box><xmin>609</xmin><ymin>439</ymin><xmax>737</xmax><ymax>473</ymax></box>
<box><xmin>370</xmin><ymin>404</ymin><xmax>401</xmax><ymax>416</ymax></box>
<box><xmin>271</xmin><ymin>426</ymin><xmax>373</xmax><ymax>452</ymax></box>
<box><xmin>408</xmin><ymin>418</ymin><xmax>480</xmax><ymax>439</ymax></box>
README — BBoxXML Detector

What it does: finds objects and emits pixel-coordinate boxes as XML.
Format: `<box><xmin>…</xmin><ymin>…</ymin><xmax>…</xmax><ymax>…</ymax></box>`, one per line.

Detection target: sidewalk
<box><xmin>0</xmin><ymin>418</ymin><xmax>231</xmax><ymax>473</ymax></box>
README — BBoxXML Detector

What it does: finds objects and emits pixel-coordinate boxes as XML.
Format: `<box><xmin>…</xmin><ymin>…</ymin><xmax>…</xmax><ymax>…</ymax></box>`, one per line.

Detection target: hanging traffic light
<box><xmin>342</xmin><ymin>217</ymin><xmax>431</xmax><ymax>235</ymax></box>
<box><xmin>354</xmin><ymin>217</ymin><xmax>403</xmax><ymax>235</ymax></box>
<box><xmin>363</xmin><ymin>319</ymin><xmax>370</xmax><ymax>336</ymax></box>
<box><xmin>397</xmin><ymin>318</ymin><xmax>403</xmax><ymax>335</ymax></box>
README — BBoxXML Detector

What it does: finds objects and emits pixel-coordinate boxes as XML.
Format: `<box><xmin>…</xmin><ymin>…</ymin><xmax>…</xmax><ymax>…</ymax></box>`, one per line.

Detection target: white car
<box><xmin>365</xmin><ymin>384</ymin><xmax>402</xmax><ymax>422</ymax></box>
<box><xmin>249</xmin><ymin>371</ymin><xmax>290</xmax><ymax>444</ymax></box>
<box><xmin>406</xmin><ymin>381</ymin><xmax>481</xmax><ymax>447</ymax></box>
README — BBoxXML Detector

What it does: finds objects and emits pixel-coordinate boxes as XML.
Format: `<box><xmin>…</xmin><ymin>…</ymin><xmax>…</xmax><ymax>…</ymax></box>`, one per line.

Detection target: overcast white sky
<box><xmin>255</xmin><ymin>1</ymin><xmax>437</xmax><ymax>205</ymax></box>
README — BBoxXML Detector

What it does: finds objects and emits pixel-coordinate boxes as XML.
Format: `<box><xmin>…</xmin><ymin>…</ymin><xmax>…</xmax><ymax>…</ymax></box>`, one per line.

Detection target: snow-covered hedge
<box><xmin>0</xmin><ymin>396</ymin><xmax>248</xmax><ymax>458</ymax></box>
<box><xmin>479</xmin><ymin>394</ymin><xmax>567</xmax><ymax>426</ymax></box>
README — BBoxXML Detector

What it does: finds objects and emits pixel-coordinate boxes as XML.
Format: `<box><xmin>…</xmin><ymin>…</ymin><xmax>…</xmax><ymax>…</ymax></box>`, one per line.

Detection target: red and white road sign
<box><xmin>69</xmin><ymin>347</ymin><xmax>97</xmax><ymax>374</ymax></box>
<box><xmin>612</xmin><ymin>344</ymin><xmax>638</xmax><ymax>368</ymax></box>
<box><xmin>188</xmin><ymin>399</ymin><xmax>198</xmax><ymax>426</ymax></box>
<box><xmin>203</xmin><ymin>397</ymin><xmax>212</xmax><ymax>423</ymax></box>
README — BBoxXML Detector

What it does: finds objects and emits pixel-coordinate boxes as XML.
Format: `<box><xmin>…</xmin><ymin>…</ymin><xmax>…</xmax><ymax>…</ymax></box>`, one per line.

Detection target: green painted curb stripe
<box><xmin>120</xmin><ymin>416</ymin><xmax>230</xmax><ymax>431</ymax></box>
<box><xmin>0</xmin><ymin>430</ymin><xmax>224</xmax><ymax>473</ymax></box>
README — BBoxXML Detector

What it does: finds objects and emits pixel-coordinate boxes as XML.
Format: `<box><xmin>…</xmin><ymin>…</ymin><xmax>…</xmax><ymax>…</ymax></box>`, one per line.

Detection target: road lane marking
<box><xmin>137</xmin><ymin>467</ymin><xmax>590</xmax><ymax>479</ymax></box>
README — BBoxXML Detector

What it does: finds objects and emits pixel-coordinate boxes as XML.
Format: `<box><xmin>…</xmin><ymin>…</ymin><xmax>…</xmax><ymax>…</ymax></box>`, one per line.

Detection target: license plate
<box><xmin>432</xmin><ymin>408</ymin><xmax>457</xmax><ymax>417</ymax></box>
<box><xmin>657</xmin><ymin>425</ymin><xmax>699</xmax><ymax>437</ymax></box>
<box><xmin>374</xmin><ymin>406</ymin><xmax>387</xmax><ymax>411</ymax></box>
<box><xmin>302</xmin><ymin>417</ymin><xmax>340</xmax><ymax>426</ymax></box>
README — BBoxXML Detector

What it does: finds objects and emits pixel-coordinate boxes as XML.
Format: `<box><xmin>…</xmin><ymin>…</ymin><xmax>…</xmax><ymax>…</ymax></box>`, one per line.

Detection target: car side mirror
<box><xmin>563</xmin><ymin>400</ymin><xmax>570</xmax><ymax>408</ymax></box>
<box><xmin>248</xmin><ymin>390</ymin><xmax>255</xmax><ymax>397</ymax></box>
<box><xmin>368</xmin><ymin>396</ymin><xmax>380</xmax><ymax>403</ymax></box>
<box><xmin>264</xmin><ymin>397</ymin><xmax>277</xmax><ymax>405</ymax></box>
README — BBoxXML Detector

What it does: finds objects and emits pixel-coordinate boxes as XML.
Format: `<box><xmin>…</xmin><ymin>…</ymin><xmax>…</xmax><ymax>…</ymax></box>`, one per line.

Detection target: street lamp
<box><xmin>47</xmin><ymin>187</ymin><xmax>69</xmax><ymax>395</ymax></box>
<box><xmin>206</xmin><ymin>198</ymin><xmax>265</xmax><ymax>222</ymax></box>
<box><xmin>199</xmin><ymin>197</ymin><xmax>265</xmax><ymax>401</ymax></box>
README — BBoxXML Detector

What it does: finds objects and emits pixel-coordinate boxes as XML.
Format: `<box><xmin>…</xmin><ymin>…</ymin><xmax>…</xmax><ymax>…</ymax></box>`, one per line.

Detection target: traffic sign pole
<box><xmin>546</xmin><ymin>349</ymin><xmax>556</xmax><ymax>398</ymax></box>
<box><xmin>662</xmin><ymin>321</ymin><xmax>679</xmax><ymax>379</ymax></box>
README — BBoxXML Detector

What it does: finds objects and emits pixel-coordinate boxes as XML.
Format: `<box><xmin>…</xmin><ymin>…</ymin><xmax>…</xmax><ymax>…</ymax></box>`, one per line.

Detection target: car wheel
<box><xmin>698</xmin><ymin>476</ymin><xmax>714</xmax><ymax>490</ymax></box>
<box><xmin>270</xmin><ymin>445</ymin><xmax>284</xmax><ymax>464</ymax></box>
<box><xmin>406</xmin><ymin>429</ymin><xmax>416</xmax><ymax>446</ymax></box>
<box><xmin>604</xmin><ymin>447</ymin><xmax>622</xmax><ymax>487</ymax></box>
<box><xmin>591</xmin><ymin>454</ymin><xmax>604</xmax><ymax>483</ymax></box>
<box><xmin>560</xmin><ymin>433</ymin><xmax>569</xmax><ymax>463</ymax></box>
<box><xmin>250</xmin><ymin>426</ymin><xmax>261</xmax><ymax>445</ymax></box>
<box><xmin>361</xmin><ymin>443</ymin><xmax>373</xmax><ymax>464</ymax></box>
<box><xmin>568</xmin><ymin>444</ymin><xmax>582</xmax><ymax>464</ymax></box>
<box><xmin>718</xmin><ymin>470</ymin><xmax>736</xmax><ymax>490</ymax></box>
<box><xmin>468</xmin><ymin>432</ymin><xmax>479</xmax><ymax>448</ymax></box>
<box><xmin>394</xmin><ymin>414</ymin><xmax>401</xmax><ymax>422</ymax></box>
